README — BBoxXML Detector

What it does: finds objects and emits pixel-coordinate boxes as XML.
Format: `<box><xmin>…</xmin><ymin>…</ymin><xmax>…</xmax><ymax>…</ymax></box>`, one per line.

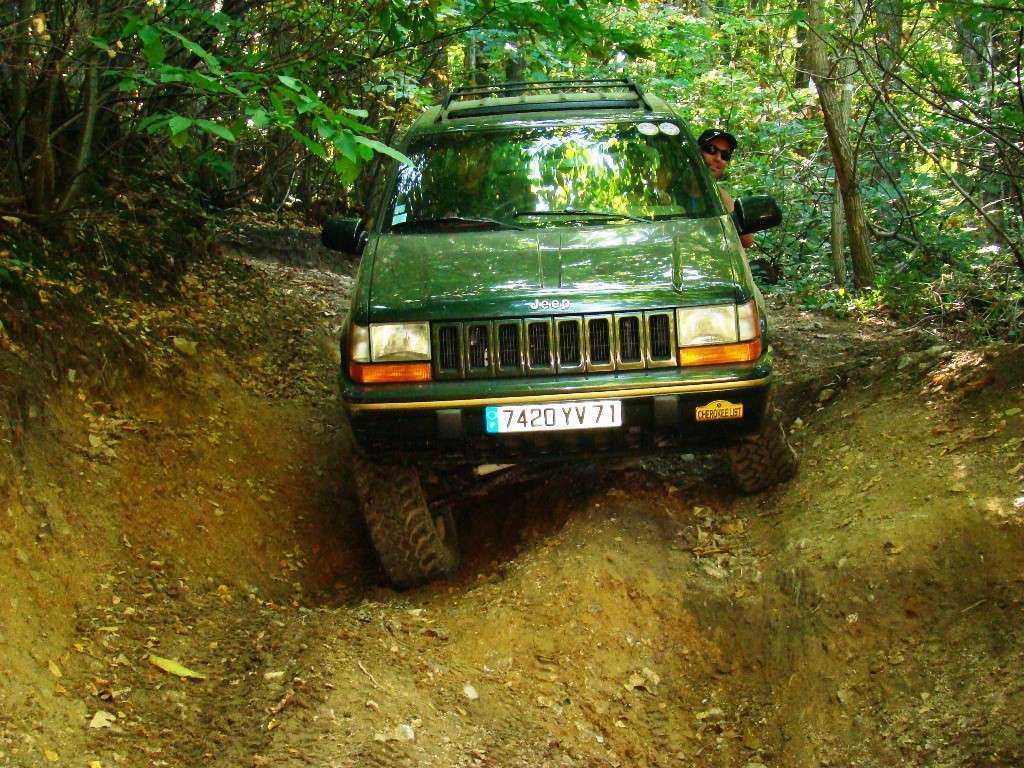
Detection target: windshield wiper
<box><xmin>391</xmin><ymin>216</ymin><xmax>522</xmax><ymax>232</ymax></box>
<box><xmin>512</xmin><ymin>208</ymin><xmax>650</xmax><ymax>224</ymax></box>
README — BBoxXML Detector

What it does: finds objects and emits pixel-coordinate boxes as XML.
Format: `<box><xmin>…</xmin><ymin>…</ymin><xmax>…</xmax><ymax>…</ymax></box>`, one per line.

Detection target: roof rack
<box><xmin>440</xmin><ymin>78</ymin><xmax>651</xmax><ymax>121</ymax></box>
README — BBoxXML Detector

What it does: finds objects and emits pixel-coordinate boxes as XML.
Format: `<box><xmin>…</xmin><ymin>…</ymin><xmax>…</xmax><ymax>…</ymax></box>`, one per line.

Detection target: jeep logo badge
<box><xmin>529</xmin><ymin>298</ymin><xmax>572</xmax><ymax>311</ymax></box>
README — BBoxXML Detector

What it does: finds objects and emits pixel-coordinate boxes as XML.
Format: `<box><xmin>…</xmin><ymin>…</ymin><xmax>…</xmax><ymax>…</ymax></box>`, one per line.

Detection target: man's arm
<box><xmin>717</xmin><ymin>185</ymin><xmax>755</xmax><ymax>248</ymax></box>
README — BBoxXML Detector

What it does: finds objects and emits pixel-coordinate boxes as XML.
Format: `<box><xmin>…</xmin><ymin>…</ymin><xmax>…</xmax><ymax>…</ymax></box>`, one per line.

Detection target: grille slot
<box><xmin>497</xmin><ymin>323</ymin><xmax>522</xmax><ymax>373</ymax></box>
<box><xmin>648</xmin><ymin>314</ymin><xmax>671</xmax><ymax>360</ymax></box>
<box><xmin>466</xmin><ymin>324</ymin><xmax>490</xmax><ymax>371</ymax></box>
<box><xmin>526</xmin><ymin>320</ymin><xmax>554</xmax><ymax>372</ymax></box>
<box><xmin>618</xmin><ymin>316</ymin><xmax>641</xmax><ymax>362</ymax></box>
<box><xmin>588</xmin><ymin>318</ymin><xmax>611</xmax><ymax>364</ymax></box>
<box><xmin>437</xmin><ymin>326</ymin><xmax>460</xmax><ymax>373</ymax></box>
<box><xmin>559</xmin><ymin>322</ymin><xmax>580</xmax><ymax>364</ymax></box>
<box><xmin>556</xmin><ymin>318</ymin><xmax>584</xmax><ymax>373</ymax></box>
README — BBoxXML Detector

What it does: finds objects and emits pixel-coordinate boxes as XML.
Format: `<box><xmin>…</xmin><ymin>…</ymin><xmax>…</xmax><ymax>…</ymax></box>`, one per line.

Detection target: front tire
<box><xmin>352</xmin><ymin>455</ymin><xmax>460</xmax><ymax>589</ymax></box>
<box><xmin>727</xmin><ymin>405</ymin><xmax>798</xmax><ymax>493</ymax></box>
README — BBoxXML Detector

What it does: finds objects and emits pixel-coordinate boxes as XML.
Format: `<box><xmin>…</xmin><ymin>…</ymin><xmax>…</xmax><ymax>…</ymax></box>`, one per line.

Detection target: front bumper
<box><xmin>342</xmin><ymin>360</ymin><xmax>773</xmax><ymax>464</ymax></box>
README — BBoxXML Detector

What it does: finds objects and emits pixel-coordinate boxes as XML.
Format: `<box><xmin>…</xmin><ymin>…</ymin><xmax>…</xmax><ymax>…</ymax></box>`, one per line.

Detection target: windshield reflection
<box><xmin>387</xmin><ymin>123</ymin><xmax>716</xmax><ymax>232</ymax></box>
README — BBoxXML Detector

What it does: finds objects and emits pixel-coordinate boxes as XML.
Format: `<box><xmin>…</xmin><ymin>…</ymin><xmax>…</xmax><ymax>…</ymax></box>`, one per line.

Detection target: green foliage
<box><xmin>1</xmin><ymin>0</ymin><xmax>1020</xmax><ymax>339</ymax></box>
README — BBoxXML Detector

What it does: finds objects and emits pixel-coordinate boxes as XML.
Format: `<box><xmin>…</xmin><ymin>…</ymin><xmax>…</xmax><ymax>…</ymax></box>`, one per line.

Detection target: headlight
<box><xmin>676</xmin><ymin>304</ymin><xmax>738</xmax><ymax>346</ymax></box>
<box><xmin>675</xmin><ymin>300</ymin><xmax>761</xmax><ymax>366</ymax></box>
<box><xmin>369</xmin><ymin>322</ymin><xmax>431</xmax><ymax>362</ymax></box>
<box><xmin>675</xmin><ymin>300</ymin><xmax>759</xmax><ymax>346</ymax></box>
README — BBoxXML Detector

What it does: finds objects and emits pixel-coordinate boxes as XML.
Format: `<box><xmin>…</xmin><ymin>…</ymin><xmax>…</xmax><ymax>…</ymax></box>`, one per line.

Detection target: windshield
<box><xmin>385</xmin><ymin>122</ymin><xmax>717</xmax><ymax>231</ymax></box>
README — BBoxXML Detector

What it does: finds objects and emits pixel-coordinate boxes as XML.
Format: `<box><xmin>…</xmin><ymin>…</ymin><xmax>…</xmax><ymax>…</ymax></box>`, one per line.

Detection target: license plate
<box><xmin>485</xmin><ymin>400</ymin><xmax>622</xmax><ymax>434</ymax></box>
<box><xmin>695</xmin><ymin>399</ymin><xmax>744</xmax><ymax>422</ymax></box>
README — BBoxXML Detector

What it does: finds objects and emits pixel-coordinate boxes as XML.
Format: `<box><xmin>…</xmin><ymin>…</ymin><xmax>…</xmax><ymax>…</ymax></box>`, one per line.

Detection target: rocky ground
<box><xmin>1</xmin><ymin>234</ymin><xmax>1023</xmax><ymax>767</ymax></box>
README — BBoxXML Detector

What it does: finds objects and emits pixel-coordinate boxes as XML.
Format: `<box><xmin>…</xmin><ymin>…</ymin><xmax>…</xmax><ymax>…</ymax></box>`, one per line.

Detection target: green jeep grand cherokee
<box><xmin>323</xmin><ymin>79</ymin><xmax>796</xmax><ymax>588</ymax></box>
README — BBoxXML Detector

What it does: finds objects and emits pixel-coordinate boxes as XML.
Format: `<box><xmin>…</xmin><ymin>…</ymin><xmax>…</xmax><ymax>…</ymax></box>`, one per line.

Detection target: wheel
<box><xmin>726</xmin><ymin>405</ymin><xmax>798</xmax><ymax>493</ymax></box>
<box><xmin>351</xmin><ymin>455</ymin><xmax>460</xmax><ymax>589</ymax></box>
<box><xmin>321</xmin><ymin>217</ymin><xmax>365</xmax><ymax>253</ymax></box>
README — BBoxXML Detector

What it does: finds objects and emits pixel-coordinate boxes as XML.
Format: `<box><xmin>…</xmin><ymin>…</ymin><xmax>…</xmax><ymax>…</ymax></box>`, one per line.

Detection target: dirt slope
<box><xmin>1</xmin><ymin>246</ymin><xmax>1022</xmax><ymax>768</ymax></box>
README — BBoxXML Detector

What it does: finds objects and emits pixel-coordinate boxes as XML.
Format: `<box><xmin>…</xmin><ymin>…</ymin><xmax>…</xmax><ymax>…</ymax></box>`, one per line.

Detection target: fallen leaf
<box><xmin>89</xmin><ymin>710</ymin><xmax>116</xmax><ymax>729</ymax></box>
<box><xmin>624</xmin><ymin>672</ymin><xmax>647</xmax><ymax>691</ymax></box>
<box><xmin>719</xmin><ymin>521</ymin><xmax>744</xmax><ymax>536</ymax></box>
<box><xmin>48</xmin><ymin>660</ymin><xmax>62</xmax><ymax>678</ymax></box>
<box><xmin>44</xmin><ymin>750</ymin><xmax>59</xmax><ymax>762</ymax></box>
<box><xmin>642</xmin><ymin>667</ymin><xmax>661</xmax><ymax>686</ymax></box>
<box><xmin>148</xmin><ymin>654</ymin><xmax>206</xmax><ymax>680</ymax></box>
<box><xmin>172</xmin><ymin>337</ymin><xmax>198</xmax><ymax>357</ymax></box>
<box><xmin>696</xmin><ymin>707</ymin><xmax>725</xmax><ymax>722</ymax></box>
<box><xmin>702</xmin><ymin>562</ymin><xmax>728</xmax><ymax>579</ymax></box>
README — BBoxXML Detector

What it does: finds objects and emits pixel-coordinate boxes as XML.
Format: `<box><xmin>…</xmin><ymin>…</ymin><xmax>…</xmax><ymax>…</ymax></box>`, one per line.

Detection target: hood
<box><xmin>366</xmin><ymin>218</ymin><xmax>741</xmax><ymax>320</ymax></box>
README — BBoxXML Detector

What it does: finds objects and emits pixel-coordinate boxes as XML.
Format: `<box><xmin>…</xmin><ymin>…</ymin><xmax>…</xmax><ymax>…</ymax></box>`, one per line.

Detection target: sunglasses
<box><xmin>701</xmin><ymin>144</ymin><xmax>733</xmax><ymax>161</ymax></box>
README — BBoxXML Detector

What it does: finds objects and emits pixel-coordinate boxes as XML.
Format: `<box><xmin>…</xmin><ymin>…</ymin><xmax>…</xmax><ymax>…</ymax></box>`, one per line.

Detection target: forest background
<box><xmin>1</xmin><ymin>0</ymin><xmax>1022</xmax><ymax>343</ymax></box>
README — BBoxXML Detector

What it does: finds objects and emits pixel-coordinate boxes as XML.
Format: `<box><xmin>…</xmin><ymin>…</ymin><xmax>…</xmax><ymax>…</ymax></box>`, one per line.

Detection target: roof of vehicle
<box><xmin>407</xmin><ymin>78</ymin><xmax>680</xmax><ymax>136</ymax></box>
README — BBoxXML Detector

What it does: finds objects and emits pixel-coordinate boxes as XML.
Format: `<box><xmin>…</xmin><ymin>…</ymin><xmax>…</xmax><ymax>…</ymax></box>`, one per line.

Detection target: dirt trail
<box><xmin>2</xmin><ymin>247</ymin><xmax>1023</xmax><ymax>768</ymax></box>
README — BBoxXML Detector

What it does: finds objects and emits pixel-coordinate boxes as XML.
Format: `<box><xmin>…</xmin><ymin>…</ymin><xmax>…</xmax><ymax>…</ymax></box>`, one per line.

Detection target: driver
<box><xmin>698</xmin><ymin>129</ymin><xmax>754</xmax><ymax>248</ymax></box>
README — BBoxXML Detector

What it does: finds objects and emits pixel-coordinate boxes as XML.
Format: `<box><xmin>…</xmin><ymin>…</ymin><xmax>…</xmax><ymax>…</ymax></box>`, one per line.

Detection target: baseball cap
<box><xmin>697</xmin><ymin>129</ymin><xmax>737</xmax><ymax>150</ymax></box>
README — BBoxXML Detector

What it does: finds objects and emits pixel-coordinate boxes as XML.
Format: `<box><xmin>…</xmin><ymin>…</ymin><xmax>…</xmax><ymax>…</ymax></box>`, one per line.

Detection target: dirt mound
<box><xmin>2</xmin><ymin>247</ymin><xmax>1023</xmax><ymax>767</ymax></box>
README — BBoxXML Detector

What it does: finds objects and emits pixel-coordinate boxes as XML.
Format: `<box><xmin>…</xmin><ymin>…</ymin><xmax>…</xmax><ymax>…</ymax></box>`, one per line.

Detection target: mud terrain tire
<box><xmin>727</xmin><ymin>406</ymin><xmax>798</xmax><ymax>493</ymax></box>
<box><xmin>352</xmin><ymin>456</ymin><xmax>460</xmax><ymax>589</ymax></box>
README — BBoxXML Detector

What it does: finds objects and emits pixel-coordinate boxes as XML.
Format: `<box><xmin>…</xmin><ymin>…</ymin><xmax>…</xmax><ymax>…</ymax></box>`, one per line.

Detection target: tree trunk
<box><xmin>29</xmin><ymin>69</ymin><xmax>59</xmax><ymax>214</ymax></box>
<box><xmin>830</xmin><ymin>181</ymin><xmax>848</xmax><ymax>287</ymax></box>
<box><xmin>827</xmin><ymin>0</ymin><xmax>863</xmax><ymax>287</ymax></box>
<box><xmin>874</xmin><ymin>0</ymin><xmax>902</xmax><ymax>82</ymax></box>
<box><xmin>464</xmin><ymin>38</ymin><xmax>487</xmax><ymax>85</ymax></box>
<box><xmin>505</xmin><ymin>52</ymin><xmax>526</xmax><ymax>82</ymax></box>
<box><xmin>806</xmin><ymin>0</ymin><xmax>875</xmax><ymax>288</ymax></box>
<box><xmin>10</xmin><ymin>0</ymin><xmax>37</xmax><ymax>202</ymax></box>
<box><xmin>793</xmin><ymin>0</ymin><xmax>811</xmax><ymax>89</ymax></box>
<box><xmin>59</xmin><ymin>39</ymin><xmax>99</xmax><ymax>213</ymax></box>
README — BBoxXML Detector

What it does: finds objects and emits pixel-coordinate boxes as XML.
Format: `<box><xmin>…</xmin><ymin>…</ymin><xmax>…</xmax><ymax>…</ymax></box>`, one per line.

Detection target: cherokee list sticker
<box><xmin>695</xmin><ymin>399</ymin><xmax>744</xmax><ymax>422</ymax></box>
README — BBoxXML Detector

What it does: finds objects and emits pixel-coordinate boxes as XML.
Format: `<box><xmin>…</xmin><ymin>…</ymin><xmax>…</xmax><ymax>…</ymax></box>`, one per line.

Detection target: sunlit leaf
<box><xmin>148</xmin><ymin>654</ymin><xmax>206</xmax><ymax>680</ymax></box>
<box><xmin>168</xmin><ymin>115</ymin><xmax>192</xmax><ymax>136</ymax></box>
<box><xmin>354</xmin><ymin>136</ymin><xmax>413</xmax><ymax>165</ymax></box>
<box><xmin>194</xmin><ymin>119</ymin><xmax>236</xmax><ymax>142</ymax></box>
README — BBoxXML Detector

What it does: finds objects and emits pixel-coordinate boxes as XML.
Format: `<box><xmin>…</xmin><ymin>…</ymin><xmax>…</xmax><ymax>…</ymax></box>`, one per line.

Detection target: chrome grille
<box><xmin>527</xmin><ymin>320</ymin><xmax>553</xmax><ymax>372</ymax></box>
<box><xmin>619</xmin><ymin>316</ymin><xmax>641</xmax><ymax>362</ymax></box>
<box><xmin>558</xmin><ymin>322</ymin><xmax>580</xmax><ymax>364</ymax></box>
<box><xmin>467</xmin><ymin>324</ymin><xmax>489</xmax><ymax>370</ymax></box>
<box><xmin>433</xmin><ymin>310</ymin><xmax>677</xmax><ymax>379</ymax></box>
<box><xmin>649</xmin><ymin>314</ymin><xmax>671</xmax><ymax>360</ymax></box>
<box><xmin>588</xmin><ymin>318</ymin><xmax>611</xmax><ymax>364</ymax></box>
<box><xmin>437</xmin><ymin>326</ymin><xmax>460</xmax><ymax>372</ymax></box>
<box><xmin>497</xmin><ymin>323</ymin><xmax>521</xmax><ymax>370</ymax></box>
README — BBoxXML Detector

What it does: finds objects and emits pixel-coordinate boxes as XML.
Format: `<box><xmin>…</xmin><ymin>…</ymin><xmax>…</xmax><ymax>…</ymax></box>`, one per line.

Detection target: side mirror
<box><xmin>733</xmin><ymin>195</ymin><xmax>782</xmax><ymax>235</ymax></box>
<box><xmin>322</xmin><ymin>217</ymin><xmax>367</xmax><ymax>254</ymax></box>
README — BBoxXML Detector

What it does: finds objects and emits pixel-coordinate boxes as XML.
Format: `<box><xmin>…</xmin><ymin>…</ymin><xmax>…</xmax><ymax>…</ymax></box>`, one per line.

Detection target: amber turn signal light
<box><xmin>350</xmin><ymin>361</ymin><xmax>433</xmax><ymax>384</ymax></box>
<box><xmin>678</xmin><ymin>338</ymin><xmax>762</xmax><ymax>367</ymax></box>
